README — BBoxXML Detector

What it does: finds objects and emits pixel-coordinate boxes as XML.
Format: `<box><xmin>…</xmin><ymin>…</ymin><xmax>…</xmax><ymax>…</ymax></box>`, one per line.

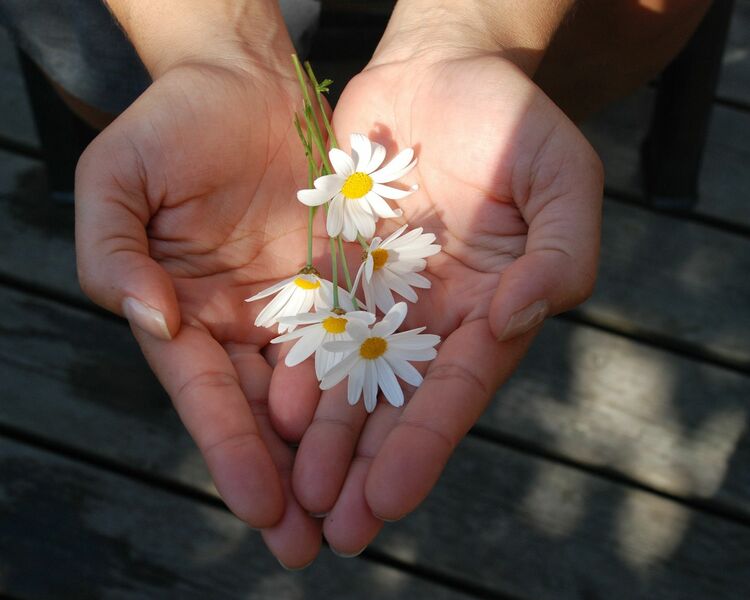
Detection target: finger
<box><xmin>490</xmin><ymin>147</ymin><xmax>603</xmax><ymax>341</ymax></box>
<box><xmin>227</xmin><ymin>343</ymin><xmax>322</xmax><ymax>569</ymax></box>
<box><xmin>292</xmin><ymin>379</ymin><xmax>368</xmax><ymax>515</ymax></box>
<box><xmin>75</xmin><ymin>138</ymin><xmax>179</xmax><ymax>340</ymax></box>
<box><xmin>132</xmin><ymin>324</ymin><xmax>284</xmax><ymax>528</ymax></box>
<box><xmin>323</xmin><ymin>405</ymin><xmax>402</xmax><ymax>556</ymax></box>
<box><xmin>365</xmin><ymin>320</ymin><xmax>535</xmax><ymax>521</ymax></box>
<box><xmin>268</xmin><ymin>342</ymin><xmax>321</xmax><ymax>442</ymax></box>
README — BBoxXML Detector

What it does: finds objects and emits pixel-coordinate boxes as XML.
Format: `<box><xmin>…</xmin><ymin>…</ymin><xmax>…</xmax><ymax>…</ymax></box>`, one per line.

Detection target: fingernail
<box><xmin>122</xmin><ymin>296</ymin><xmax>171</xmax><ymax>340</ymax></box>
<box><xmin>330</xmin><ymin>545</ymin><xmax>367</xmax><ymax>558</ymax></box>
<box><xmin>500</xmin><ymin>299</ymin><xmax>549</xmax><ymax>341</ymax></box>
<box><xmin>309</xmin><ymin>511</ymin><xmax>329</xmax><ymax>518</ymax></box>
<box><xmin>277</xmin><ymin>558</ymin><xmax>314</xmax><ymax>571</ymax></box>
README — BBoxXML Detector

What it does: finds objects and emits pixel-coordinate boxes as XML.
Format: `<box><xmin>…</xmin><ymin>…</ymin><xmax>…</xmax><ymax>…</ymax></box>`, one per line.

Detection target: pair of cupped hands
<box><xmin>74</xmin><ymin>30</ymin><xmax>602</xmax><ymax>568</ymax></box>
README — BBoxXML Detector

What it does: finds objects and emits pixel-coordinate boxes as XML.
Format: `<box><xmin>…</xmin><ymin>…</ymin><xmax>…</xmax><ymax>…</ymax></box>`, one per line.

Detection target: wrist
<box><xmin>105</xmin><ymin>0</ymin><xmax>295</xmax><ymax>79</ymax></box>
<box><xmin>369</xmin><ymin>0</ymin><xmax>576</xmax><ymax>76</ymax></box>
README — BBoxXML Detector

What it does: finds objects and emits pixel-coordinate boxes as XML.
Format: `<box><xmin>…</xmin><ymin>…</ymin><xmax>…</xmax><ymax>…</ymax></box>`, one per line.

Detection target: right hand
<box><xmin>75</xmin><ymin>58</ymin><xmax>325</xmax><ymax>569</ymax></box>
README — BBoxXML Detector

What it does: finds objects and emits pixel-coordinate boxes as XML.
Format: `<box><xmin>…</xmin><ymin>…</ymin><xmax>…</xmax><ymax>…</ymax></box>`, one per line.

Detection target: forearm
<box><xmin>371</xmin><ymin>0</ymin><xmax>577</xmax><ymax>75</ymax></box>
<box><xmin>104</xmin><ymin>0</ymin><xmax>294</xmax><ymax>78</ymax></box>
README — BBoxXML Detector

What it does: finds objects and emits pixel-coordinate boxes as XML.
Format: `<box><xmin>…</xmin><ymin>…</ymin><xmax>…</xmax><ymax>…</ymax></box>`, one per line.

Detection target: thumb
<box><xmin>74</xmin><ymin>137</ymin><xmax>180</xmax><ymax>340</ymax></box>
<box><xmin>489</xmin><ymin>183</ymin><xmax>602</xmax><ymax>342</ymax></box>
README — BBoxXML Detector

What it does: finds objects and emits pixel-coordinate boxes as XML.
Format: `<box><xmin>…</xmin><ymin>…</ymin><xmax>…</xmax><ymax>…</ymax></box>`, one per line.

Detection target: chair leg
<box><xmin>641</xmin><ymin>0</ymin><xmax>735</xmax><ymax>212</ymax></box>
<box><xmin>17</xmin><ymin>49</ymin><xmax>98</xmax><ymax>204</ymax></box>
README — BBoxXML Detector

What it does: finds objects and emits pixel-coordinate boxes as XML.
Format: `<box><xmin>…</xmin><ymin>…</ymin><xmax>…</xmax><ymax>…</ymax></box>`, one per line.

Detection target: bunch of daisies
<box><xmin>246</xmin><ymin>56</ymin><xmax>441</xmax><ymax>413</ymax></box>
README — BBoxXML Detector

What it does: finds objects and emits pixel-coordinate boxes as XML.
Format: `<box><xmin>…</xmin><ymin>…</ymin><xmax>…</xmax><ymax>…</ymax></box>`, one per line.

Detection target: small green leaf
<box><xmin>316</xmin><ymin>78</ymin><xmax>333</xmax><ymax>93</ymax></box>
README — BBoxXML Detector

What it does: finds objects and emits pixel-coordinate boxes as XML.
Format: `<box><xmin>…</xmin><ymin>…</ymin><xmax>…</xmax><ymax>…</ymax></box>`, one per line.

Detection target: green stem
<box><xmin>337</xmin><ymin>235</ymin><xmax>359</xmax><ymax>310</ymax></box>
<box><xmin>356</xmin><ymin>234</ymin><xmax>370</xmax><ymax>251</ymax></box>
<box><xmin>329</xmin><ymin>236</ymin><xmax>340</xmax><ymax>309</ymax></box>
<box><xmin>292</xmin><ymin>55</ymin><xmax>332</xmax><ymax>174</ymax></box>
<box><xmin>304</xmin><ymin>61</ymin><xmax>339</xmax><ymax>149</ymax></box>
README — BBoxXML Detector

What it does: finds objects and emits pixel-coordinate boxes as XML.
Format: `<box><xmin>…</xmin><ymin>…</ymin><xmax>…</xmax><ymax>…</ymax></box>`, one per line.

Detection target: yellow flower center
<box><xmin>359</xmin><ymin>337</ymin><xmax>387</xmax><ymax>360</ymax></box>
<box><xmin>322</xmin><ymin>316</ymin><xmax>347</xmax><ymax>334</ymax></box>
<box><xmin>293</xmin><ymin>276</ymin><xmax>321</xmax><ymax>290</ymax></box>
<box><xmin>341</xmin><ymin>172</ymin><xmax>373</xmax><ymax>199</ymax></box>
<box><xmin>371</xmin><ymin>248</ymin><xmax>389</xmax><ymax>271</ymax></box>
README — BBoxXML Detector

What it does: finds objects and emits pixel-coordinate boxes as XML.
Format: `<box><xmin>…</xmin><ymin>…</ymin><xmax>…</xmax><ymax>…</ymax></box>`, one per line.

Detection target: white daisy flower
<box><xmin>320</xmin><ymin>302</ymin><xmax>440</xmax><ymax>413</ymax></box>
<box><xmin>353</xmin><ymin>224</ymin><xmax>440</xmax><ymax>314</ymax></box>
<box><xmin>271</xmin><ymin>310</ymin><xmax>376</xmax><ymax>379</ymax></box>
<box><xmin>296</xmin><ymin>133</ymin><xmax>419</xmax><ymax>241</ymax></box>
<box><xmin>245</xmin><ymin>270</ymin><xmax>353</xmax><ymax>333</ymax></box>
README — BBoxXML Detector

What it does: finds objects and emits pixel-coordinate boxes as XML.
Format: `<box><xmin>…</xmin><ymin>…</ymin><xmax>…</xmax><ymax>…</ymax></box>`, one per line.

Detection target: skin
<box><xmin>74</xmin><ymin>0</ymin><xmax>705</xmax><ymax>567</ymax></box>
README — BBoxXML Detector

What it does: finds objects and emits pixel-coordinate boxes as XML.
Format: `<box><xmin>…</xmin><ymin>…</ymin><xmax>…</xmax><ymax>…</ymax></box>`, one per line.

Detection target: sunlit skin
<box><xmin>75</xmin><ymin>22</ymin><xmax>603</xmax><ymax>575</ymax></box>
<box><xmin>272</xmin><ymin>50</ymin><xmax>604</xmax><ymax>557</ymax></box>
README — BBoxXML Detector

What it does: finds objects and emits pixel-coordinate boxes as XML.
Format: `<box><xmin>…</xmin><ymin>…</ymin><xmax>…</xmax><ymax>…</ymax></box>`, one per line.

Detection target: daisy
<box><xmin>271</xmin><ymin>310</ymin><xmax>376</xmax><ymax>379</ymax></box>
<box><xmin>353</xmin><ymin>224</ymin><xmax>440</xmax><ymax>314</ymax></box>
<box><xmin>320</xmin><ymin>303</ymin><xmax>440</xmax><ymax>412</ymax></box>
<box><xmin>245</xmin><ymin>270</ymin><xmax>353</xmax><ymax>333</ymax></box>
<box><xmin>296</xmin><ymin>133</ymin><xmax>419</xmax><ymax>241</ymax></box>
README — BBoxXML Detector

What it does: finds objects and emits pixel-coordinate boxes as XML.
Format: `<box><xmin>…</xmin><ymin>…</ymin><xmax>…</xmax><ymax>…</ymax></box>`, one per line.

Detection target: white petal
<box><xmin>347</xmin><ymin>360</ymin><xmax>366</xmax><ymax>405</ymax></box>
<box><xmin>285</xmin><ymin>326</ymin><xmax>326</xmax><ymax>366</ymax></box>
<box><xmin>376</xmin><ymin>358</ymin><xmax>403</xmax><ymax>408</ymax></box>
<box><xmin>364</xmin><ymin>254</ymin><xmax>375</xmax><ymax>282</ymax></box>
<box><xmin>388</xmin><ymin>259</ymin><xmax>427</xmax><ymax>274</ymax></box>
<box><xmin>363</xmin><ymin>360</ymin><xmax>379</xmax><ymax>413</ymax></box>
<box><xmin>316</xmin><ymin>346</ymin><xmax>345</xmax><ymax>381</ymax></box>
<box><xmin>372</xmin><ymin>161</ymin><xmax>418</xmax><ymax>184</ymax></box>
<box><xmin>372</xmin><ymin>302</ymin><xmax>407</xmax><ymax>337</ymax></box>
<box><xmin>348</xmin><ymin>202</ymin><xmax>376</xmax><ymax>239</ymax></box>
<box><xmin>372</xmin><ymin>277</ymin><xmax>396</xmax><ymax>313</ymax></box>
<box><xmin>326</xmin><ymin>195</ymin><xmax>345</xmax><ymax>238</ymax></box>
<box><xmin>380</xmin><ymin>224</ymin><xmax>410</xmax><ymax>247</ymax></box>
<box><xmin>350</xmin><ymin>133</ymin><xmax>372</xmax><ymax>172</ymax></box>
<box><xmin>388</xmin><ymin>331</ymin><xmax>441</xmax><ymax>350</ymax></box>
<box><xmin>381</xmin><ymin>269</ymin><xmax>418</xmax><ymax>303</ymax></box>
<box><xmin>337</xmin><ymin>288</ymin><xmax>356</xmax><ymax>312</ymax></box>
<box><xmin>329</xmin><ymin>148</ymin><xmax>355</xmax><ymax>176</ymax></box>
<box><xmin>297</xmin><ymin>188</ymin><xmax>330</xmax><ymax>206</ymax></box>
<box><xmin>385</xmin><ymin>355</ymin><xmax>423</xmax><ymax>387</ymax></box>
<box><xmin>401</xmin><ymin>271</ymin><xmax>432</xmax><ymax>288</ymax></box>
<box><xmin>323</xmin><ymin>340</ymin><xmax>360</xmax><ymax>353</ymax></box>
<box><xmin>365</xmin><ymin>142</ymin><xmax>387</xmax><ymax>174</ymax></box>
<box><xmin>276</xmin><ymin>288</ymin><xmax>313</xmax><ymax>331</ymax></box>
<box><xmin>352</xmin><ymin>262</ymin><xmax>366</xmax><ymax>296</ymax></box>
<box><xmin>245</xmin><ymin>276</ymin><xmax>294</xmax><ymax>302</ymax></box>
<box><xmin>362</xmin><ymin>278</ymin><xmax>376</xmax><ymax>314</ymax></box>
<box><xmin>278</xmin><ymin>311</ymin><xmax>327</xmax><ymax>326</ymax></box>
<box><xmin>270</xmin><ymin>327</ymin><xmax>309</xmax><ymax>344</ymax></box>
<box><xmin>320</xmin><ymin>351</ymin><xmax>360</xmax><ymax>389</ymax></box>
<box><xmin>387</xmin><ymin>347</ymin><xmax>438</xmax><ymax>362</ymax></box>
<box><xmin>254</xmin><ymin>283</ymin><xmax>296</xmax><ymax>327</ymax></box>
<box><xmin>370</xmin><ymin>148</ymin><xmax>414</xmax><ymax>182</ymax></box>
<box><xmin>347</xmin><ymin>310</ymin><xmax>377</xmax><ymax>325</ymax></box>
<box><xmin>372</xmin><ymin>182</ymin><xmax>417</xmax><ymax>200</ymax></box>
<box><xmin>314</xmin><ymin>174</ymin><xmax>345</xmax><ymax>194</ymax></box>
<box><xmin>394</xmin><ymin>246</ymin><xmax>441</xmax><ymax>260</ymax></box>
<box><xmin>346</xmin><ymin>319</ymin><xmax>370</xmax><ymax>342</ymax></box>
<box><xmin>341</xmin><ymin>209</ymin><xmax>359</xmax><ymax>242</ymax></box>
<box><xmin>364</xmin><ymin>191</ymin><xmax>401</xmax><ymax>219</ymax></box>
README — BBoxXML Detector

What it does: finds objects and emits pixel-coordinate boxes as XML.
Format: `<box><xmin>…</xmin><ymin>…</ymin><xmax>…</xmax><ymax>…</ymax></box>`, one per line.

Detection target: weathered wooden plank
<box><xmin>585</xmin><ymin>200</ymin><xmax>750</xmax><ymax>367</ymax></box>
<box><xmin>3</xmin><ymin>283</ymin><xmax>750</xmax><ymax>520</ymax></box>
<box><xmin>2</xmin><ymin>284</ymin><xmax>750</xmax><ymax>599</ymax></box>
<box><xmin>719</xmin><ymin>0</ymin><xmax>750</xmax><ymax>105</ymax></box>
<box><xmin>581</xmin><ymin>88</ymin><xmax>750</xmax><ymax>230</ymax></box>
<box><xmin>0</xmin><ymin>28</ymin><xmax>39</xmax><ymax>150</ymax></box>
<box><xmin>485</xmin><ymin>318</ymin><xmax>750</xmax><ymax>513</ymax></box>
<box><xmin>3</xmin><ymin>132</ymin><xmax>750</xmax><ymax>368</ymax></box>
<box><xmin>0</xmin><ymin>437</ymin><xmax>474</xmax><ymax>600</ymax></box>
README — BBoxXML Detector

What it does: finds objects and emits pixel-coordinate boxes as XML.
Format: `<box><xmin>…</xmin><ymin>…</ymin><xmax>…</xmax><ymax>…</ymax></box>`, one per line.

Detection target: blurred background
<box><xmin>1</xmin><ymin>1</ymin><xmax>749</xmax><ymax>598</ymax></box>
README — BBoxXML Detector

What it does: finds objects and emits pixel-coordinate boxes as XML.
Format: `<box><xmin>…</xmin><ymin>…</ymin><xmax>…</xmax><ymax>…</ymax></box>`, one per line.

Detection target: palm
<box><xmin>284</xmin><ymin>55</ymin><xmax>603</xmax><ymax>554</ymax></box>
<box><xmin>77</xmin><ymin>63</ymin><xmax>335</xmax><ymax>567</ymax></box>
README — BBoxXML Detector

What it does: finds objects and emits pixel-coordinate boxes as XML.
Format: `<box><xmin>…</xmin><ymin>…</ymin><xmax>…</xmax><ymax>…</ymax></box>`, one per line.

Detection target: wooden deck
<box><xmin>2</xmin><ymin>3</ymin><xmax>750</xmax><ymax>598</ymax></box>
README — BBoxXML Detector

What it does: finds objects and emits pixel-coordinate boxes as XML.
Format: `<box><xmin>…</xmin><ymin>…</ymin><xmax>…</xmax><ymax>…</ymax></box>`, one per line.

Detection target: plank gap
<box><xmin>468</xmin><ymin>424</ymin><xmax>750</xmax><ymax>529</ymax></box>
